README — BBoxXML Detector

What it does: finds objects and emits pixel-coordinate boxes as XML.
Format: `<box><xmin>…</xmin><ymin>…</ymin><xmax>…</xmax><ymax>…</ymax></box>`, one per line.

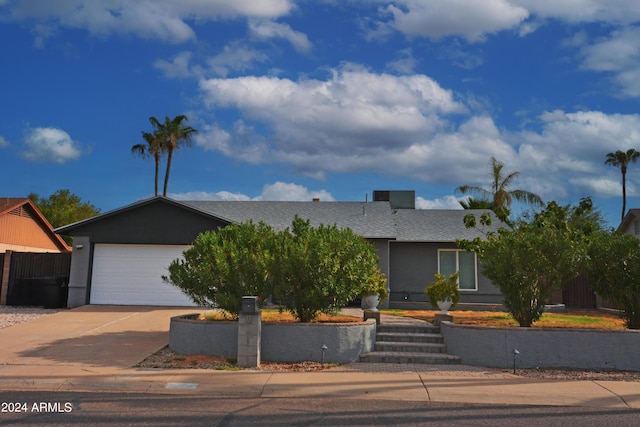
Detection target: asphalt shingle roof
<box><xmin>393</xmin><ymin>209</ymin><xmax>502</xmax><ymax>242</ymax></box>
<box><xmin>55</xmin><ymin>196</ymin><xmax>507</xmax><ymax>242</ymax></box>
<box><xmin>183</xmin><ymin>200</ymin><xmax>397</xmax><ymax>239</ymax></box>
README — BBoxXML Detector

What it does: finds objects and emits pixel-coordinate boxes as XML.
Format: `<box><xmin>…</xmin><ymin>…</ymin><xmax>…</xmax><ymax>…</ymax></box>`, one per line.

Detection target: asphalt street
<box><xmin>1</xmin><ymin>391</ymin><xmax>639</xmax><ymax>426</ymax></box>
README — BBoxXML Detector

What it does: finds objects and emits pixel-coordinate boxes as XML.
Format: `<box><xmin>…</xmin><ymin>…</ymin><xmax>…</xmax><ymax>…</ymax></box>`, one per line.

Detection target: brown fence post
<box><xmin>0</xmin><ymin>250</ymin><xmax>12</xmax><ymax>305</ymax></box>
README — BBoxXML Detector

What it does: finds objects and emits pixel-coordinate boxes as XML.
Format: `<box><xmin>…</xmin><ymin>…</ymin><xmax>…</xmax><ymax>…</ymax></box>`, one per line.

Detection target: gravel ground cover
<box><xmin>0</xmin><ymin>306</ymin><xmax>63</xmax><ymax>329</ymax></box>
<box><xmin>137</xmin><ymin>345</ymin><xmax>640</xmax><ymax>381</ymax></box>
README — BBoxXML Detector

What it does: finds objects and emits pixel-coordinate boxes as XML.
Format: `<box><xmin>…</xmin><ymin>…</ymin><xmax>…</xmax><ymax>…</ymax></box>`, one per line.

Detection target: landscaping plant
<box><xmin>163</xmin><ymin>221</ymin><xmax>274</xmax><ymax>318</ymax></box>
<box><xmin>586</xmin><ymin>231</ymin><xmax>640</xmax><ymax>329</ymax></box>
<box><xmin>460</xmin><ymin>198</ymin><xmax>601</xmax><ymax>327</ymax></box>
<box><xmin>424</xmin><ymin>272</ymin><xmax>460</xmax><ymax>309</ymax></box>
<box><xmin>165</xmin><ymin>216</ymin><xmax>386</xmax><ymax>322</ymax></box>
<box><xmin>271</xmin><ymin>216</ymin><xmax>386</xmax><ymax>322</ymax></box>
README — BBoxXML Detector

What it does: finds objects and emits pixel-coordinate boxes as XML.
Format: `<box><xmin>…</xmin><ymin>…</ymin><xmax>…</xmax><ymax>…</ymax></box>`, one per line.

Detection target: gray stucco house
<box><xmin>55</xmin><ymin>190</ymin><xmax>504</xmax><ymax>309</ymax></box>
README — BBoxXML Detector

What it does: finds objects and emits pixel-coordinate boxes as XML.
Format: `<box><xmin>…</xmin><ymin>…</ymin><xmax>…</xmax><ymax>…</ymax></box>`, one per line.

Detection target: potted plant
<box><xmin>360</xmin><ymin>271</ymin><xmax>389</xmax><ymax>311</ymax></box>
<box><xmin>424</xmin><ymin>272</ymin><xmax>460</xmax><ymax>314</ymax></box>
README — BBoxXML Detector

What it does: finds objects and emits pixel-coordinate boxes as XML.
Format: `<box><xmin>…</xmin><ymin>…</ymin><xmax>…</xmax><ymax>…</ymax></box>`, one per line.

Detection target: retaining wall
<box><xmin>169</xmin><ymin>314</ymin><xmax>376</xmax><ymax>364</ymax></box>
<box><xmin>440</xmin><ymin>321</ymin><xmax>640</xmax><ymax>371</ymax></box>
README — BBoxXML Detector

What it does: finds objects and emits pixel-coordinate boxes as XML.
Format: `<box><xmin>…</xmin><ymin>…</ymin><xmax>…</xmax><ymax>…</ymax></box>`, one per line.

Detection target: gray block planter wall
<box><xmin>169</xmin><ymin>314</ymin><xmax>376</xmax><ymax>364</ymax></box>
<box><xmin>440</xmin><ymin>322</ymin><xmax>640</xmax><ymax>371</ymax></box>
<box><xmin>169</xmin><ymin>314</ymin><xmax>239</xmax><ymax>357</ymax></box>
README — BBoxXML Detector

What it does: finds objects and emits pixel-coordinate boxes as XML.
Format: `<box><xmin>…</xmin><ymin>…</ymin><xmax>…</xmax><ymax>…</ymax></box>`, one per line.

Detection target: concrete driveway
<box><xmin>0</xmin><ymin>305</ymin><xmax>197</xmax><ymax>368</ymax></box>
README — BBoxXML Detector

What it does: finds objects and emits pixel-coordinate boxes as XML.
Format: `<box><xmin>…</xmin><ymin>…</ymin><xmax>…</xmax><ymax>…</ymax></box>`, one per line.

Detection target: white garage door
<box><xmin>90</xmin><ymin>244</ymin><xmax>197</xmax><ymax>306</ymax></box>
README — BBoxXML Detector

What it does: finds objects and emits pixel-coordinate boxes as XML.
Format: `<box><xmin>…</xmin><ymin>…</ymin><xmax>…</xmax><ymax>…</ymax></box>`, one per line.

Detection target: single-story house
<box><xmin>0</xmin><ymin>198</ymin><xmax>70</xmax><ymax>253</ymax></box>
<box><xmin>619</xmin><ymin>209</ymin><xmax>640</xmax><ymax>237</ymax></box>
<box><xmin>54</xmin><ymin>190</ymin><xmax>504</xmax><ymax>308</ymax></box>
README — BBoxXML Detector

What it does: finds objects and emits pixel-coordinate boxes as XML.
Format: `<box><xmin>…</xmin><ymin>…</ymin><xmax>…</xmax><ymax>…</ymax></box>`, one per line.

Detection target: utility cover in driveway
<box><xmin>90</xmin><ymin>244</ymin><xmax>196</xmax><ymax>306</ymax></box>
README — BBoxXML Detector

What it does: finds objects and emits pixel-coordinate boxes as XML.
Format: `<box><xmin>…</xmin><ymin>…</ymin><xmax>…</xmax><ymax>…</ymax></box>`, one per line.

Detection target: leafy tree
<box><xmin>164</xmin><ymin>217</ymin><xmax>385</xmax><ymax>322</ymax></box>
<box><xmin>460</xmin><ymin>198</ymin><xmax>599</xmax><ymax>327</ymax></box>
<box><xmin>586</xmin><ymin>231</ymin><xmax>640</xmax><ymax>329</ymax></box>
<box><xmin>148</xmin><ymin>115</ymin><xmax>198</xmax><ymax>197</ymax></box>
<box><xmin>271</xmin><ymin>217</ymin><xmax>385</xmax><ymax>322</ymax></box>
<box><xmin>456</xmin><ymin>156</ymin><xmax>543</xmax><ymax>222</ymax></box>
<box><xmin>163</xmin><ymin>221</ymin><xmax>275</xmax><ymax>318</ymax></box>
<box><xmin>29</xmin><ymin>189</ymin><xmax>100</xmax><ymax>244</ymax></box>
<box><xmin>132</xmin><ymin>130</ymin><xmax>164</xmax><ymax>196</ymax></box>
<box><xmin>605</xmin><ymin>149</ymin><xmax>640</xmax><ymax>224</ymax></box>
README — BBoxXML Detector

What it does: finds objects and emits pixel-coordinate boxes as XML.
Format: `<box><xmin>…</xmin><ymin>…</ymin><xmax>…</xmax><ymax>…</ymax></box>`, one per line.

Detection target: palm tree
<box><xmin>149</xmin><ymin>115</ymin><xmax>198</xmax><ymax>197</ymax></box>
<box><xmin>459</xmin><ymin>197</ymin><xmax>493</xmax><ymax>210</ymax></box>
<box><xmin>455</xmin><ymin>156</ymin><xmax>543</xmax><ymax>221</ymax></box>
<box><xmin>131</xmin><ymin>131</ymin><xmax>164</xmax><ymax>196</ymax></box>
<box><xmin>605</xmin><ymin>149</ymin><xmax>640</xmax><ymax>224</ymax></box>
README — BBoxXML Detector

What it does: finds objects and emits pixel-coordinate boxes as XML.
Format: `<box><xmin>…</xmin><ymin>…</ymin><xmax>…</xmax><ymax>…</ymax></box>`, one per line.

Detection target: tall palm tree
<box><xmin>149</xmin><ymin>115</ymin><xmax>198</xmax><ymax>197</ymax></box>
<box><xmin>458</xmin><ymin>197</ymin><xmax>493</xmax><ymax>210</ymax></box>
<box><xmin>131</xmin><ymin>131</ymin><xmax>164</xmax><ymax>196</ymax></box>
<box><xmin>455</xmin><ymin>156</ymin><xmax>543</xmax><ymax>221</ymax></box>
<box><xmin>605</xmin><ymin>149</ymin><xmax>640</xmax><ymax>224</ymax></box>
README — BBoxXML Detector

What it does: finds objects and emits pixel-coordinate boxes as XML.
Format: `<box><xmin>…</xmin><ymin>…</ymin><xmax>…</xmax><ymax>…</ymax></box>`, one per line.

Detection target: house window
<box><xmin>438</xmin><ymin>250</ymin><xmax>477</xmax><ymax>291</ymax></box>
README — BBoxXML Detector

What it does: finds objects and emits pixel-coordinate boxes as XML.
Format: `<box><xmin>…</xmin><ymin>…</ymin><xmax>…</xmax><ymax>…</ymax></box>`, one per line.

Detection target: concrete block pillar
<box><xmin>237</xmin><ymin>296</ymin><xmax>261</xmax><ymax>368</ymax></box>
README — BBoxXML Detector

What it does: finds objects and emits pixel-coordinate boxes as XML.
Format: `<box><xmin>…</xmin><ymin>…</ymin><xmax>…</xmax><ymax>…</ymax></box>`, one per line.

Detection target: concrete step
<box><xmin>359</xmin><ymin>351</ymin><xmax>461</xmax><ymax>364</ymax></box>
<box><xmin>378</xmin><ymin>324</ymin><xmax>439</xmax><ymax>334</ymax></box>
<box><xmin>374</xmin><ymin>341</ymin><xmax>448</xmax><ymax>354</ymax></box>
<box><xmin>375</xmin><ymin>332</ymin><xmax>444</xmax><ymax>344</ymax></box>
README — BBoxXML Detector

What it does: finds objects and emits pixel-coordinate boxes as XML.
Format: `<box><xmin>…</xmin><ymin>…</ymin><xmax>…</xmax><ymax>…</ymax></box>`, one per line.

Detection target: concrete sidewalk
<box><xmin>0</xmin><ymin>306</ymin><xmax>638</xmax><ymax>409</ymax></box>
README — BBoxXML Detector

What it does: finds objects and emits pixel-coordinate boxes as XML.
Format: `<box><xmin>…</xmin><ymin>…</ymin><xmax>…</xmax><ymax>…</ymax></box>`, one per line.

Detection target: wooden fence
<box><xmin>0</xmin><ymin>251</ymin><xmax>72</xmax><ymax>306</ymax></box>
<box><xmin>562</xmin><ymin>274</ymin><xmax>597</xmax><ymax>309</ymax></box>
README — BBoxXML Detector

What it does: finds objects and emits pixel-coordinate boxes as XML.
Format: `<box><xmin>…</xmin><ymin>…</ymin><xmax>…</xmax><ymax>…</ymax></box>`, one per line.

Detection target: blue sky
<box><xmin>2</xmin><ymin>1</ymin><xmax>640</xmax><ymax>227</ymax></box>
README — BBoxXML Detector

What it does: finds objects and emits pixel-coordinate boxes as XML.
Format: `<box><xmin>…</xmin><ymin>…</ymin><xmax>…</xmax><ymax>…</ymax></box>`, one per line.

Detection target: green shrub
<box><xmin>459</xmin><ymin>199</ymin><xmax>598</xmax><ymax>327</ymax></box>
<box><xmin>271</xmin><ymin>216</ymin><xmax>385</xmax><ymax>322</ymax></box>
<box><xmin>164</xmin><ymin>216</ymin><xmax>385</xmax><ymax>322</ymax></box>
<box><xmin>424</xmin><ymin>272</ymin><xmax>460</xmax><ymax>309</ymax></box>
<box><xmin>587</xmin><ymin>231</ymin><xmax>640</xmax><ymax>329</ymax></box>
<box><xmin>163</xmin><ymin>221</ymin><xmax>274</xmax><ymax>318</ymax></box>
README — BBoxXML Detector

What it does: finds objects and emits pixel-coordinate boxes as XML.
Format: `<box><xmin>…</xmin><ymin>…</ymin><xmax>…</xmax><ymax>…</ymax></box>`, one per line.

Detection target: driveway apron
<box><xmin>0</xmin><ymin>305</ymin><xmax>197</xmax><ymax>368</ymax></box>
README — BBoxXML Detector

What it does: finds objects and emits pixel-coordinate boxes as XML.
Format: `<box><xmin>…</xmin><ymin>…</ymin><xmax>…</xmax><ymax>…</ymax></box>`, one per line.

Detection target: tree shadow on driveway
<box><xmin>16</xmin><ymin>330</ymin><xmax>168</xmax><ymax>368</ymax></box>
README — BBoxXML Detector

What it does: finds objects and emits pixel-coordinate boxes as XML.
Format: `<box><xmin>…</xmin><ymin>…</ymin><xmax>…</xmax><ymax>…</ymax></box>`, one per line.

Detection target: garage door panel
<box><xmin>91</xmin><ymin>244</ymin><xmax>196</xmax><ymax>306</ymax></box>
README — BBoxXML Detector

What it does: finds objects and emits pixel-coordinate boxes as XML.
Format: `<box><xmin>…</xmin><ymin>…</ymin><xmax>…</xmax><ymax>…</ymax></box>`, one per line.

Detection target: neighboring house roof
<box><xmin>0</xmin><ymin>198</ymin><xmax>71</xmax><ymax>252</ymax></box>
<box><xmin>55</xmin><ymin>196</ymin><xmax>506</xmax><ymax>243</ymax></box>
<box><xmin>619</xmin><ymin>209</ymin><xmax>640</xmax><ymax>236</ymax></box>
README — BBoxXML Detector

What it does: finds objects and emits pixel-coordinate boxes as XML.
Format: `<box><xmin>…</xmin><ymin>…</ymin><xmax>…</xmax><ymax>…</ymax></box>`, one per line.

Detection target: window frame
<box><xmin>437</xmin><ymin>249</ymin><xmax>478</xmax><ymax>291</ymax></box>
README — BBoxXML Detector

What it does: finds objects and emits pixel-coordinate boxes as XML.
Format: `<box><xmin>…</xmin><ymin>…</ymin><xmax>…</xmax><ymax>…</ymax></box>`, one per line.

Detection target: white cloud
<box><xmin>194</xmin><ymin>123</ymin><xmax>234</xmax><ymax>155</ymax></box>
<box><xmin>386</xmin><ymin>48</ymin><xmax>418</xmax><ymax>74</ymax></box>
<box><xmin>170</xmin><ymin>190</ymin><xmax>251</xmax><ymax>201</ymax></box>
<box><xmin>249</xmin><ymin>19</ymin><xmax>312</xmax><ymax>53</ymax></box>
<box><xmin>198</xmin><ymin>67</ymin><xmax>472</xmax><ymax>177</ymax></box>
<box><xmin>257</xmin><ymin>182</ymin><xmax>335</xmax><ymax>201</ymax></box>
<box><xmin>154</xmin><ymin>44</ymin><xmax>270</xmax><ymax>80</ymax></box>
<box><xmin>416</xmin><ymin>195</ymin><xmax>464</xmax><ymax>209</ymax></box>
<box><xmin>371</xmin><ymin>1</ymin><xmax>640</xmax><ymax>43</ymax></box>
<box><xmin>0</xmin><ymin>136</ymin><xmax>9</xmax><ymax>147</ymax></box>
<box><xmin>7</xmin><ymin>0</ymin><xmax>294</xmax><ymax>44</ymax></box>
<box><xmin>170</xmin><ymin>181</ymin><xmax>334</xmax><ymax>202</ymax></box>
<box><xmin>380</xmin><ymin>0</ymin><xmax>529</xmax><ymax>42</ymax></box>
<box><xmin>154</xmin><ymin>51</ymin><xmax>195</xmax><ymax>79</ymax></box>
<box><xmin>579</xmin><ymin>26</ymin><xmax>640</xmax><ymax>97</ymax></box>
<box><xmin>206</xmin><ymin>42</ymin><xmax>269</xmax><ymax>77</ymax></box>
<box><xmin>516</xmin><ymin>110</ymin><xmax>640</xmax><ymax>199</ymax></box>
<box><xmin>22</xmin><ymin>127</ymin><xmax>81</xmax><ymax>163</ymax></box>
<box><xmin>512</xmin><ymin>0</ymin><xmax>640</xmax><ymax>25</ymax></box>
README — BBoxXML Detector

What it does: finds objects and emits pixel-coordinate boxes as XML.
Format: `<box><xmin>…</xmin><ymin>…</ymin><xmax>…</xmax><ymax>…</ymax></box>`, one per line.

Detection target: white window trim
<box><xmin>437</xmin><ymin>249</ymin><xmax>478</xmax><ymax>291</ymax></box>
